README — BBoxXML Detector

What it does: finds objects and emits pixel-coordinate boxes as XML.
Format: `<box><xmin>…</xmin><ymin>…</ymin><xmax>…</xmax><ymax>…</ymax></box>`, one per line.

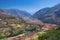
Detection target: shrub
<box><xmin>38</xmin><ymin>29</ymin><xmax>60</xmax><ymax>40</ymax></box>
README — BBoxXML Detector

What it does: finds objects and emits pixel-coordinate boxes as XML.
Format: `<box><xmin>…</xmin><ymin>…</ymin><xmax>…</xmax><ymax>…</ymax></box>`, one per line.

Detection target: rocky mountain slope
<box><xmin>32</xmin><ymin>4</ymin><xmax>60</xmax><ymax>25</ymax></box>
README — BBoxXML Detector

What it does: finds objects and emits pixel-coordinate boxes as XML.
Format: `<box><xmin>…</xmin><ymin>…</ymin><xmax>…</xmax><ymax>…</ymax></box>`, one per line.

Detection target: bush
<box><xmin>7</xmin><ymin>27</ymin><xmax>24</xmax><ymax>37</ymax></box>
<box><xmin>38</xmin><ymin>29</ymin><xmax>60</xmax><ymax>40</ymax></box>
<box><xmin>26</xmin><ymin>26</ymin><xmax>36</xmax><ymax>32</ymax></box>
<box><xmin>0</xmin><ymin>38</ymin><xmax>7</xmax><ymax>40</ymax></box>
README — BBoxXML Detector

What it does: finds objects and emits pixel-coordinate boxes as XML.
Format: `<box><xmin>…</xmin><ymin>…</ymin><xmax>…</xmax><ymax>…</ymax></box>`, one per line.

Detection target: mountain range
<box><xmin>0</xmin><ymin>9</ymin><xmax>31</xmax><ymax>18</ymax></box>
<box><xmin>32</xmin><ymin>4</ymin><xmax>60</xmax><ymax>25</ymax></box>
<box><xmin>0</xmin><ymin>3</ymin><xmax>60</xmax><ymax>40</ymax></box>
<box><xmin>0</xmin><ymin>4</ymin><xmax>60</xmax><ymax>25</ymax></box>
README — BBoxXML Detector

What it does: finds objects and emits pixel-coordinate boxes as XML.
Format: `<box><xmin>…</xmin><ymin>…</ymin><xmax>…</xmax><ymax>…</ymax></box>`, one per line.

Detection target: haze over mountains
<box><xmin>0</xmin><ymin>9</ymin><xmax>31</xmax><ymax>18</ymax></box>
<box><xmin>0</xmin><ymin>8</ymin><xmax>43</xmax><ymax>25</ymax></box>
<box><xmin>0</xmin><ymin>4</ymin><xmax>60</xmax><ymax>25</ymax></box>
<box><xmin>32</xmin><ymin>4</ymin><xmax>60</xmax><ymax>25</ymax></box>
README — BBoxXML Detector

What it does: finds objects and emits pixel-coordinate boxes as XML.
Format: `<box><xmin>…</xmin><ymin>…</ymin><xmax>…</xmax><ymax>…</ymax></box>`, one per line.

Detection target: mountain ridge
<box><xmin>0</xmin><ymin>9</ymin><xmax>32</xmax><ymax>18</ymax></box>
<box><xmin>32</xmin><ymin>4</ymin><xmax>60</xmax><ymax>25</ymax></box>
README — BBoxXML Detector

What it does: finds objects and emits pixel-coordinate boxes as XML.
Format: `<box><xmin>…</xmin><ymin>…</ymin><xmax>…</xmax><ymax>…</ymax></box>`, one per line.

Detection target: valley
<box><xmin>0</xmin><ymin>3</ymin><xmax>60</xmax><ymax>40</ymax></box>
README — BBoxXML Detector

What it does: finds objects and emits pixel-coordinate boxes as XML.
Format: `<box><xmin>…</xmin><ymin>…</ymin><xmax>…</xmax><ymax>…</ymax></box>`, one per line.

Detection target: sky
<box><xmin>0</xmin><ymin>0</ymin><xmax>60</xmax><ymax>14</ymax></box>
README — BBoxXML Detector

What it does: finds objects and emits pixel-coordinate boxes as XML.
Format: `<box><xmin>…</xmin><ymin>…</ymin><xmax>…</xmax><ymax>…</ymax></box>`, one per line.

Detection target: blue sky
<box><xmin>0</xmin><ymin>0</ymin><xmax>60</xmax><ymax>14</ymax></box>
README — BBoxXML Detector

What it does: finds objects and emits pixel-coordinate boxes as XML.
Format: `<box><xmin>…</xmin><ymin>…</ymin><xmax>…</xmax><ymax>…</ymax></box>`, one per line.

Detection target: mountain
<box><xmin>0</xmin><ymin>6</ymin><xmax>60</xmax><ymax>40</ymax></box>
<box><xmin>32</xmin><ymin>4</ymin><xmax>60</xmax><ymax>25</ymax></box>
<box><xmin>0</xmin><ymin>9</ymin><xmax>43</xmax><ymax>25</ymax></box>
<box><xmin>32</xmin><ymin>7</ymin><xmax>50</xmax><ymax>18</ymax></box>
<box><xmin>0</xmin><ymin>9</ymin><xmax>45</xmax><ymax>40</ymax></box>
<box><xmin>0</xmin><ymin>9</ymin><xmax>31</xmax><ymax>18</ymax></box>
<box><xmin>0</xmin><ymin>9</ymin><xmax>14</xmax><ymax>18</ymax></box>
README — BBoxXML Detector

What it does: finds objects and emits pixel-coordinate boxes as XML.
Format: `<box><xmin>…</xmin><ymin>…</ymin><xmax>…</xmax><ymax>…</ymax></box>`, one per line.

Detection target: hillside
<box><xmin>0</xmin><ymin>9</ymin><xmax>31</xmax><ymax>18</ymax></box>
<box><xmin>0</xmin><ymin>4</ymin><xmax>60</xmax><ymax>40</ymax></box>
<box><xmin>0</xmin><ymin>9</ymin><xmax>45</xmax><ymax>40</ymax></box>
<box><xmin>32</xmin><ymin>4</ymin><xmax>60</xmax><ymax>25</ymax></box>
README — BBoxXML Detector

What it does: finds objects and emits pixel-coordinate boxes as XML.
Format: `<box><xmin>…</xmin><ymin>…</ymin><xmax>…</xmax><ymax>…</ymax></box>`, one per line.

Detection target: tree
<box><xmin>38</xmin><ymin>29</ymin><xmax>60</xmax><ymax>40</ymax></box>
